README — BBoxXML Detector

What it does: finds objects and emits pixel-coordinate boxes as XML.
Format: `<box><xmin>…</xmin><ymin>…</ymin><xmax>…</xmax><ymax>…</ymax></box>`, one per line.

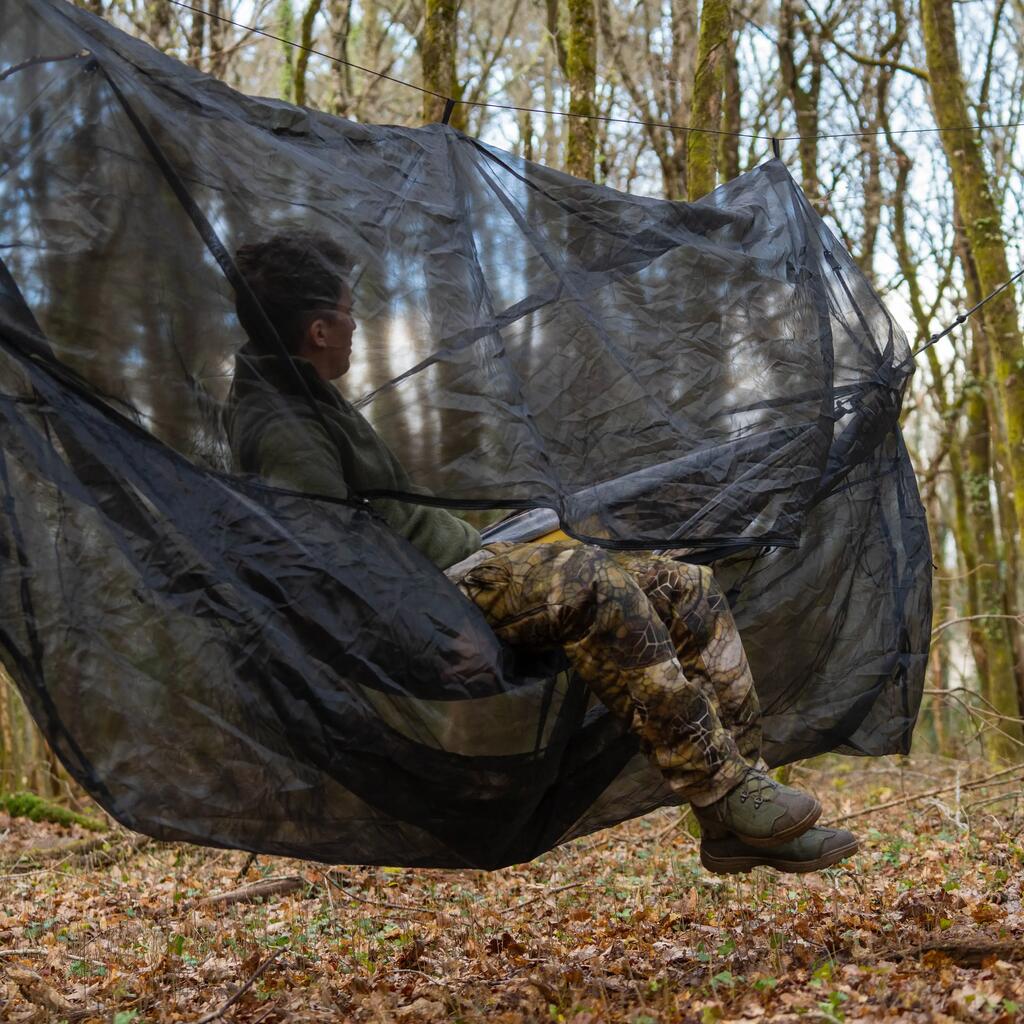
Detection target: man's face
<box><xmin>303</xmin><ymin>283</ymin><xmax>356</xmax><ymax>380</ymax></box>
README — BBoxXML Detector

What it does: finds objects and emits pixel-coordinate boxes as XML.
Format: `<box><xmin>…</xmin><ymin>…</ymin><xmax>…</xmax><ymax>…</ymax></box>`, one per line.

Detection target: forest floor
<box><xmin>1</xmin><ymin>755</ymin><xmax>1023</xmax><ymax>1023</ymax></box>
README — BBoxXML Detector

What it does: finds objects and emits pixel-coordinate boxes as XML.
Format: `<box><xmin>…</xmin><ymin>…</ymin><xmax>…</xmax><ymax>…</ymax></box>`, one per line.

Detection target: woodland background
<box><xmin>2</xmin><ymin>3</ymin><xmax>1024</xmax><ymax>1021</ymax></box>
<box><xmin>1</xmin><ymin>0</ymin><xmax>1024</xmax><ymax>810</ymax></box>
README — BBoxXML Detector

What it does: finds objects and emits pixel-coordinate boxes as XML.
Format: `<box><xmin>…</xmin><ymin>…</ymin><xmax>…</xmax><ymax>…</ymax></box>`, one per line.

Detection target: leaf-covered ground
<box><xmin>1</xmin><ymin>755</ymin><xmax>1022</xmax><ymax>1023</ymax></box>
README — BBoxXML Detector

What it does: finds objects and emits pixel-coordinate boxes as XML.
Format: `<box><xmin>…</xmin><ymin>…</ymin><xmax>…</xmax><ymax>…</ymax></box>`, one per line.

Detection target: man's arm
<box><xmin>255</xmin><ymin>418</ymin><xmax>350</xmax><ymax>501</ymax></box>
<box><xmin>255</xmin><ymin>417</ymin><xmax>481</xmax><ymax>569</ymax></box>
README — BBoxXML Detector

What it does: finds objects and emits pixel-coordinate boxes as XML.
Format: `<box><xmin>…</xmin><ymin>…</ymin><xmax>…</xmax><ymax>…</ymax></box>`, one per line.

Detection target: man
<box><xmin>226</xmin><ymin>231</ymin><xmax>858</xmax><ymax>875</ymax></box>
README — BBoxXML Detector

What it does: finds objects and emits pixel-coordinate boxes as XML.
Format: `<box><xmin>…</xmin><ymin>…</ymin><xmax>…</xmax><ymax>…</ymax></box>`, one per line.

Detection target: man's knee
<box><xmin>563</xmin><ymin>548</ymin><xmax>678</xmax><ymax>672</ymax></box>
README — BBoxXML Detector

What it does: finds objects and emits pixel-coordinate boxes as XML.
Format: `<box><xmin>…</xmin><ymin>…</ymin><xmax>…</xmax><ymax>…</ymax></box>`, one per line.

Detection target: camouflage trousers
<box><xmin>450</xmin><ymin>540</ymin><xmax>761</xmax><ymax>806</ymax></box>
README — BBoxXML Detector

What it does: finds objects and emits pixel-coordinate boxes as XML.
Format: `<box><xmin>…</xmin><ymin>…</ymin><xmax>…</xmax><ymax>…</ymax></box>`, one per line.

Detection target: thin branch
<box><xmin>191</xmin><ymin>952</ymin><xmax>280</xmax><ymax>1024</ymax></box>
<box><xmin>827</xmin><ymin>762</ymin><xmax>1024</xmax><ymax>825</ymax></box>
<box><xmin>931</xmin><ymin>613</ymin><xmax>1024</xmax><ymax>636</ymax></box>
<box><xmin>501</xmin><ymin>880</ymin><xmax>587</xmax><ymax>915</ymax></box>
<box><xmin>324</xmin><ymin>874</ymin><xmax>441</xmax><ymax>915</ymax></box>
<box><xmin>0</xmin><ymin>50</ymin><xmax>90</xmax><ymax>83</ymax></box>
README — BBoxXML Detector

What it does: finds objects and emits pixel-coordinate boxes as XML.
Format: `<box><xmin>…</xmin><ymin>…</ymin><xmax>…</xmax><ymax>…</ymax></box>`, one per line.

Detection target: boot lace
<box><xmin>736</xmin><ymin>768</ymin><xmax>778</xmax><ymax>809</ymax></box>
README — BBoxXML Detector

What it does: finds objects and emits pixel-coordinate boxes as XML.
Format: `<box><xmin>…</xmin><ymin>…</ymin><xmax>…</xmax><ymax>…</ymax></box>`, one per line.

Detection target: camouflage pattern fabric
<box><xmin>452</xmin><ymin>540</ymin><xmax>761</xmax><ymax>806</ymax></box>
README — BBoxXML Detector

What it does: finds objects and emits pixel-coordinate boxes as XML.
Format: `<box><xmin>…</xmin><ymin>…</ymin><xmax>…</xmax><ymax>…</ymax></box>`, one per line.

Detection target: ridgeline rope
<box><xmin>165</xmin><ymin>0</ymin><xmax>1024</xmax><ymax>145</ymax></box>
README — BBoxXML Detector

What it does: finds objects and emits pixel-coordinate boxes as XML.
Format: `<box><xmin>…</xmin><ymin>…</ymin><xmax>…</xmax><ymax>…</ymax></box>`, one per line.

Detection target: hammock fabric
<box><xmin>0</xmin><ymin>0</ymin><xmax>931</xmax><ymax>868</ymax></box>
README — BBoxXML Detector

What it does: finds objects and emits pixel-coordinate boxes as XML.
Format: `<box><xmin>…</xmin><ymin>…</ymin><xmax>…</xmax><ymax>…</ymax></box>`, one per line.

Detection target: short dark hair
<box><xmin>234</xmin><ymin>232</ymin><xmax>350</xmax><ymax>354</ymax></box>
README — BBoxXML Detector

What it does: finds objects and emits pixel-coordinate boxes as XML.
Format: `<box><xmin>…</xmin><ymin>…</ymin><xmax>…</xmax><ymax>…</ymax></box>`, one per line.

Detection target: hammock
<box><xmin>0</xmin><ymin>0</ymin><xmax>931</xmax><ymax>869</ymax></box>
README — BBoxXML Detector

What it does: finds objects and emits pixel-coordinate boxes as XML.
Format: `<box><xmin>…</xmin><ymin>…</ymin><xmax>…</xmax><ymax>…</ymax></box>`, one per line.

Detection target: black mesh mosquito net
<box><xmin>0</xmin><ymin>0</ymin><xmax>931</xmax><ymax>868</ymax></box>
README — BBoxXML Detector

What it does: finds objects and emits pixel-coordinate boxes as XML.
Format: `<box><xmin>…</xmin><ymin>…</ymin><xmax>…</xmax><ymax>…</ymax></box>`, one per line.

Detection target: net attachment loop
<box><xmin>442</xmin><ymin>98</ymin><xmax>457</xmax><ymax>125</ymax></box>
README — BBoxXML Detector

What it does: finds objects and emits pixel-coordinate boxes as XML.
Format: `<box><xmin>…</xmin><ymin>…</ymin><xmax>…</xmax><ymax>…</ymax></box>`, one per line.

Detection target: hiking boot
<box><xmin>700</xmin><ymin>826</ymin><xmax>859</xmax><ymax>875</ymax></box>
<box><xmin>693</xmin><ymin>767</ymin><xmax>821</xmax><ymax>848</ymax></box>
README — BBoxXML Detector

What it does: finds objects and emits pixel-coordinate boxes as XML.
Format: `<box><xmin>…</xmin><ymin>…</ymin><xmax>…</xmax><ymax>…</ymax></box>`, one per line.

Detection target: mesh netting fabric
<box><xmin>0</xmin><ymin>0</ymin><xmax>930</xmax><ymax>868</ymax></box>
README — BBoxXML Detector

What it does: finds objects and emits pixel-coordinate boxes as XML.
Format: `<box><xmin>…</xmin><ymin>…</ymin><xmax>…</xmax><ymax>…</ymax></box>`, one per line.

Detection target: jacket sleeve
<box><xmin>372</xmin><ymin>494</ymin><xmax>482</xmax><ymax>570</ymax></box>
<box><xmin>255</xmin><ymin>418</ymin><xmax>350</xmax><ymax>501</ymax></box>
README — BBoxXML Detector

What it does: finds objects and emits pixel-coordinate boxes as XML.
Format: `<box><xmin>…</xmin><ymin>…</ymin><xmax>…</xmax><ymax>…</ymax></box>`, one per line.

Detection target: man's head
<box><xmin>235</xmin><ymin>232</ymin><xmax>356</xmax><ymax>381</ymax></box>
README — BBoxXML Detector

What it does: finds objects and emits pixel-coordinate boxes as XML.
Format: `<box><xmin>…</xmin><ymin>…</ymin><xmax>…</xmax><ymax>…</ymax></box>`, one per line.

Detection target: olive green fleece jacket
<box><xmin>225</xmin><ymin>346</ymin><xmax>481</xmax><ymax>570</ymax></box>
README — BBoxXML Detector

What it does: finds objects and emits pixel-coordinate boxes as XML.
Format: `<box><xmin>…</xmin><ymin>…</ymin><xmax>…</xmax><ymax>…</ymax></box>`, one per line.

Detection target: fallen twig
<box><xmin>655</xmin><ymin>806</ymin><xmax>694</xmax><ymax>842</ymax></box>
<box><xmin>502</xmin><ymin>881</ymin><xmax>587</xmax><ymax>914</ymax></box>
<box><xmin>4</xmin><ymin>966</ymin><xmax>92</xmax><ymax>1021</ymax></box>
<box><xmin>0</xmin><ymin>835</ymin><xmax>108</xmax><ymax>870</ymax></box>
<box><xmin>0</xmin><ymin>948</ymin><xmax>106</xmax><ymax>968</ymax></box>
<box><xmin>880</xmin><ymin>936</ymin><xmax>1024</xmax><ymax>966</ymax></box>
<box><xmin>237</xmin><ymin>851</ymin><xmax>259</xmax><ymax>879</ymax></box>
<box><xmin>827</xmin><ymin>762</ymin><xmax>1024</xmax><ymax>825</ymax></box>
<box><xmin>0</xmin><ymin>833</ymin><xmax>151</xmax><ymax>872</ymax></box>
<box><xmin>324</xmin><ymin>873</ymin><xmax>440</xmax><ymax>915</ymax></box>
<box><xmin>192</xmin><ymin>875</ymin><xmax>306</xmax><ymax>910</ymax></box>
<box><xmin>190</xmin><ymin>952</ymin><xmax>280</xmax><ymax>1024</ymax></box>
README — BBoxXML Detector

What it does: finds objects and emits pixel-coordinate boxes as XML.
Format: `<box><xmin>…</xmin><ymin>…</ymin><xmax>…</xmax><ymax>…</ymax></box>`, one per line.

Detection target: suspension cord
<box><xmin>163</xmin><ymin>0</ymin><xmax>1024</xmax><ymax>143</ymax></box>
<box><xmin>913</xmin><ymin>265</ymin><xmax>1024</xmax><ymax>357</ymax></box>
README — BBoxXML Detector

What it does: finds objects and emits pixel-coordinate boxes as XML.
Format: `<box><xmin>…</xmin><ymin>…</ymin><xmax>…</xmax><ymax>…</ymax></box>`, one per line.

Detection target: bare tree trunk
<box><xmin>921</xmin><ymin>0</ymin><xmax>1024</xmax><ymax>535</ymax></box>
<box><xmin>778</xmin><ymin>0</ymin><xmax>822</xmax><ymax>206</ymax></box>
<box><xmin>187</xmin><ymin>1</ymin><xmax>206</xmax><ymax>69</ymax></box>
<box><xmin>564</xmin><ymin>0</ymin><xmax>597</xmax><ymax>179</ymax></box>
<box><xmin>146</xmin><ymin>0</ymin><xmax>174</xmax><ymax>50</ymax></box>
<box><xmin>597</xmin><ymin>0</ymin><xmax>693</xmax><ymax>198</ymax></box>
<box><xmin>421</xmin><ymin>0</ymin><xmax>465</xmax><ymax>129</ymax></box>
<box><xmin>891</xmin><ymin>147</ymin><xmax>982</xmax><ymax>753</ymax></box>
<box><xmin>719</xmin><ymin>21</ymin><xmax>741</xmax><ymax>182</ymax></box>
<box><xmin>0</xmin><ymin>670</ymin><xmax>14</xmax><ymax>792</ymax></box>
<box><xmin>327</xmin><ymin>0</ymin><xmax>354</xmax><ymax>116</ymax></box>
<box><xmin>669</xmin><ymin>0</ymin><xmax>698</xmax><ymax>196</ymax></box>
<box><xmin>963</xmin><ymin>341</ymin><xmax>1023</xmax><ymax>758</ymax></box>
<box><xmin>687</xmin><ymin>0</ymin><xmax>731</xmax><ymax>199</ymax></box>
<box><xmin>206</xmin><ymin>0</ymin><xmax>226</xmax><ymax>75</ymax></box>
<box><xmin>277</xmin><ymin>0</ymin><xmax>296</xmax><ymax>102</ymax></box>
<box><xmin>294</xmin><ymin>0</ymin><xmax>325</xmax><ymax>107</ymax></box>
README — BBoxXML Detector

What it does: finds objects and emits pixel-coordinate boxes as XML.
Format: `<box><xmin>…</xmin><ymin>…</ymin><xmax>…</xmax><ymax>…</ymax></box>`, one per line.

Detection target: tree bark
<box><xmin>778</xmin><ymin>0</ymin><xmax>822</xmax><ymax>206</ymax></box>
<box><xmin>278</xmin><ymin>0</ymin><xmax>296</xmax><ymax>102</ymax></box>
<box><xmin>421</xmin><ymin>0</ymin><xmax>465</xmax><ymax>130</ymax></box>
<box><xmin>564</xmin><ymin>0</ymin><xmax>597</xmax><ymax>179</ymax></box>
<box><xmin>963</xmin><ymin>336</ymin><xmax>1023</xmax><ymax>758</ymax></box>
<box><xmin>890</xmin><ymin>138</ymin><xmax>993</xmax><ymax>748</ymax></box>
<box><xmin>920</xmin><ymin>0</ymin><xmax>1024</xmax><ymax>534</ymax></box>
<box><xmin>326</xmin><ymin>0</ymin><xmax>354</xmax><ymax>116</ymax></box>
<box><xmin>719</xmin><ymin>20</ymin><xmax>741</xmax><ymax>183</ymax></box>
<box><xmin>687</xmin><ymin>0</ymin><xmax>731</xmax><ymax>199</ymax></box>
<box><xmin>294</xmin><ymin>0</ymin><xmax>324</xmax><ymax>107</ymax></box>
<box><xmin>187</xmin><ymin>2</ymin><xmax>206</xmax><ymax>69</ymax></box>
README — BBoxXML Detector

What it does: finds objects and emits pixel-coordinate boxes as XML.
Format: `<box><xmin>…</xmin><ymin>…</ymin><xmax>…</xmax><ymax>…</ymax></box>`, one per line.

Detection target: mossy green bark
<box><xmin>1</xmin><ymin>791</ymin><xmax>105</xmax><ymax>831</ymax></box>
<box><xmin>964</xmin><ymin>352</ymin><xmax>1024</xmax><ymax>758</ymax></box>
<box><xmin>777</xmin><ymin>0</ymin><xmax>821</xmax><ymax>204</ymax></box>
<box><xmin>293</xmin><ymin>0</ymin><xmax>324</xmax><ymax>107</ymax></box>
<box><xmin>920</xmin><ymin>0</ymin><xmax>1024</xmax><ymax>533</ymax></box>
<box><xmin>421</xmin><ymin>0</ymin><xmax>466</xmax><ymax>130</ymax></box>
<box><xmin>278</xmin><ymin>0</ymin><xmax>296</xmax><ymax>102</ymax></box>
<box><xmin>687</xmin><ymin>0</ymin><xmax>731</xmax><ymax>200</ymax></box>
<box><xmin>565</xmin><ymin>0</ymin><xmax>597</xmax><ymax>180</ymax></box>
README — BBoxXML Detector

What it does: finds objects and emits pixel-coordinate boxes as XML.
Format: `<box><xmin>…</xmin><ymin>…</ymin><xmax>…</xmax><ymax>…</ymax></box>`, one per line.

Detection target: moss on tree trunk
<box><xmin>920</xmin><ymin>0</ymin><xmax>1024</xmax><ymax>533</ymax></box>
<box><xmin>687</xmin><ymin>0</ymin><xmax>731</xmax><ymax>200</ymax></box>
<box><xmin>421</xmin><ymin>0</ymin><xmax>466</xmax><ymax>130</ymax></box>
<box><xmin>565</xmin><ymin>0</ymin><xmax>597</xmax><ymax>180</ymax></box>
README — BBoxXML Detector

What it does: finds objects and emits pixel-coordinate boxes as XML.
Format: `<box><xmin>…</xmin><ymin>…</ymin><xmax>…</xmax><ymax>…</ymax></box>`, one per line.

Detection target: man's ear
<box><xmin>305</xmin><ymin>315</ymin><xmax>327</xmax><ymax>350</ymax></box>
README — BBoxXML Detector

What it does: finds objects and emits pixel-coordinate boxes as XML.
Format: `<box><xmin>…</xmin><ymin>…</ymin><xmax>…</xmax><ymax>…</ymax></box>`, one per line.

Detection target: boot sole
<box><xmin>700</xmin><ymin>836</ymin><xmax>859</xmax><ymax>875</ymax></box>
<box><xmin>729</xmin><ymin>798</ymin><xmax>822</xmax><ymax>849</ymax></box>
